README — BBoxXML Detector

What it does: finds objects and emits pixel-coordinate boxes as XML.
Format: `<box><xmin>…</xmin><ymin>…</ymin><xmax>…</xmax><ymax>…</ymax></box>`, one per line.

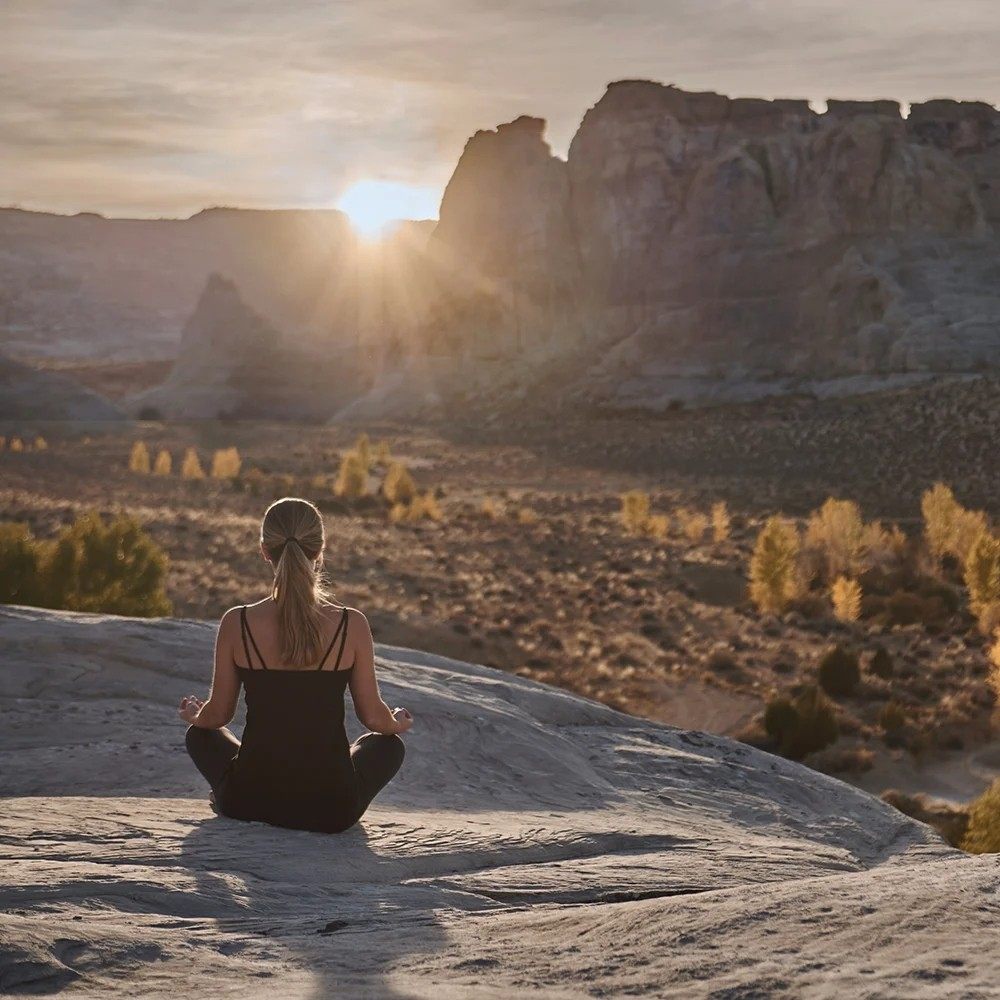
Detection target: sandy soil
<box><xmin>3</xmin><ymin>605</ymin><xmax>1000</xmax><ymax>998</ymax></box>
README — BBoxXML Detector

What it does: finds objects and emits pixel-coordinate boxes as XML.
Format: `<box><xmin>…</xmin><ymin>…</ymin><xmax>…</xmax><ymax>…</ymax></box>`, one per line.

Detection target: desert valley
<box><xmin>5</xmin><ymin>69</ymin><xmax>1000</xmax><ymax>996</ymax></box>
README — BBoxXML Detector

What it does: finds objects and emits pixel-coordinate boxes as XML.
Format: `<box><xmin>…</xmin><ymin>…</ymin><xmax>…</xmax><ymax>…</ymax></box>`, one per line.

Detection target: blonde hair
<box><xmin>260</xmin><ymin>497</ymin><xmax>329</xmax><ymax>666</ymax></box>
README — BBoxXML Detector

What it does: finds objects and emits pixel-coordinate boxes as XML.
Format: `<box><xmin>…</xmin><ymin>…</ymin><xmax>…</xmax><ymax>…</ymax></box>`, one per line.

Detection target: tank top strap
<box><xmin>316</xmin><ymin>607</ymin><xmax>349</xmax><ymax>670</ymax></box>
<box><xmin>240</xmin><ymin>605</ymin><xmax>267</xmax><ymax>670</ymax></box>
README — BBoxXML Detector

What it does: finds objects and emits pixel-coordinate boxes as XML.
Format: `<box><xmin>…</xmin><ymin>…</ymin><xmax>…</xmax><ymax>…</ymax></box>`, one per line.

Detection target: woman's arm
<box><xmin>178</xmin><ymin>608</ymin><xmax>241</xmax><ymax>729</ymax></box>
<box><xmin>347</xmin><ymin>609</ymin><xmax>413</xmax><ymax>735</ymax></box>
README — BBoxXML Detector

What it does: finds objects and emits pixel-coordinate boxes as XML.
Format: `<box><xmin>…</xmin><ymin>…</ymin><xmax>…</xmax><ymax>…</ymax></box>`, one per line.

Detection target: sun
<box><xmin>336</xmin><ymin>180</ymin><xmax>439</xmax><ymax>239</ymax></box>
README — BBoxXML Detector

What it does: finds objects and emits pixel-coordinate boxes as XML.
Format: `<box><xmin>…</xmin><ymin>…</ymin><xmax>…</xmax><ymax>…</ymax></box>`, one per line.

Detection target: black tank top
<box><xmin>217</xmin><ymin>606</ymin><xmax>360</xmax><ymax>832</ymax></box>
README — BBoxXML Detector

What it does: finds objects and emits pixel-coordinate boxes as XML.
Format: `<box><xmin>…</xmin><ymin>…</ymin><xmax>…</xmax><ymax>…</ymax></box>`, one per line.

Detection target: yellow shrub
<box><xmin>965</xmin><ymin>531</ymin><xmax>1000</xmax><ymax>633</ymax></box>
<box><xmin>516</xmin><ymin>506</ymin><xmax>537</xmax><ymax>525</ymax></box>
<box><xmin>383</xmin><ymin>462</ymin><xmax>417</xmax><ymax>505</ymax></box>
<box><xmin>922</xmin><ymin>482</ymin><xmax>988</xmax><ymax>564</ymax></box>
<box><xmin>480</xmin><ymin>497</ymin><xmax>500</xmax><ymax>520</ymax></box>
<box><xmin>961</xmin><ymin>779</ymin><xmax>1000</xmax><ymax>854</ymax></box>
<box><xmin>831</xmin><ymin>575</ymin><xmax>862</xmax><ymax>623</ymax></box>
<box><xmin>645</xmin><ymin>513</ymin><xmax>670</xmax><ymax>540</ymax></box>
<box><xmin>411</xmin><ymin>492</ymin><xmax>443</xmax><ymax>522</ymax></box>
<box><xmin>712</xmin><ymin>502</ymin><xmax>731</xmax><ymax>543</ymax></box>
<box><xmin>355</xmin><ymin>433</ymin><xmax>371</xmax><ymax>471</ymax></box>
<box><xmin>129</xmin><ymin>440</ymin><xmax>151</xmax><ymax>474</ymax></box>
<box><xmin>211</xmin><ymin>446</ymin><xmax>242</xmax><ymax>479</ymax></box>
<box><xmin>805</xmin><ymin>498</ymin><xmax>865</xmax><ymax>579</ymax></box>
<box><xmin>181</xmin><ymin>447</ymin><xmax>205</xmax><ymax>480</ymax></box>
<box><xmin>677</xmin><ymin>507</ymin><xmax>709</xmax><ymax>545</ymax></box>
<box><xmin>34</xmin><ymin>436</ymin><xmax>48</xmax><ymax>451</ymax></box>
<box><xmin>10</xmin><ymin>437</ymin><xmax>23</xmax><ymax>453</ymax></box>
<box><xmin>152</xmin><ymin>450</ymin><xmax>172</xmax><ymax>476</ymax></box>
<box><xmin>749</xmin><ymin>516</ymin><xmax>802</xmax><ymax>614</ymax></box>
<box><xmin>389</xmin><ymin>502</ymin><xmax>408</xmax><ymax>523</ymax></box>
<box><xmin>620</xmin><ymin>491</ymin><xmax>651</xmax><ymax>534</ymax></box>
<box><xmin>335</xmin><ymin>451</ymin><xmax>368</xmax><ymax>498</ymax></box>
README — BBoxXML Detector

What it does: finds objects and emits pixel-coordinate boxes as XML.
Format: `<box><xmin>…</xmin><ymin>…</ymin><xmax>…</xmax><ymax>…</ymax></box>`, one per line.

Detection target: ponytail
<box><xmin>260</xmin><ymin>498</ymin><xmax>328</xmax><ymax>666</ymax></box>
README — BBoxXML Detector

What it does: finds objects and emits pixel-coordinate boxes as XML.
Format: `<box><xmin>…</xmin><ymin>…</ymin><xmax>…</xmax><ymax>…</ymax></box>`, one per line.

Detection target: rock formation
<box><xmin>3</xmin><ymin>604</ymin><xmax>1000</xmax><ymax>995</ymax></box>
<box><xmin>127</xmin><ymin>274</ymin><xmax>366</xmax><ymax>421</ymax></box>
<box><xmin>400</xmin><ymin>81</ymin><xmax>1000</xmax><ymax>412</ymax></box>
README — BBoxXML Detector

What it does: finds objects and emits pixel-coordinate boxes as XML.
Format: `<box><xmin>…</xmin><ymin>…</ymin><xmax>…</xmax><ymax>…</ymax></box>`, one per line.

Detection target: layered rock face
<box><xmin>418</xmin><ymin>81</ymin><xmax>1000</xmax><ymax>410</ymax></box>
<box><xmin>127</xmin><ymin>274</ymin><xmax>367</xmax><ymax>420</ymax></box>
<box><xmin>4</xmin><ymin>605</ymin><xmax>1000</xmax><ymax>996</ymax></box>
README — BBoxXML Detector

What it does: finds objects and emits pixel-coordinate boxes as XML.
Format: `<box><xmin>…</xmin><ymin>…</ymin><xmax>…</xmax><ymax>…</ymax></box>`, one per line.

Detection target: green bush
<box><xmin>961</xmin><ymin>779</ymin><xmax>1000</xmax><ymax>854</ymax></box>
<box><xmin>0</xmin><ymin>522</ymin><xmax>41</xmax><ymax>605</ymax></box>
<box><xmin>818</xmin><ymin>645</ymin><xmax>861</xmax><ymax>697</ymax></box>
<box><xmin>763</xmin><ymin>684</ymin><xmax>838</xmax><ymax>760</ymax></box>
<box><xmin>41</xmin><ymin>512</ymin><xmax>172</xmax><ymax>616</ymax></box>
<box><xmin>0</xmin><ymin>513</ymin><xmax>171</xmax><ymax>617</ymax></box>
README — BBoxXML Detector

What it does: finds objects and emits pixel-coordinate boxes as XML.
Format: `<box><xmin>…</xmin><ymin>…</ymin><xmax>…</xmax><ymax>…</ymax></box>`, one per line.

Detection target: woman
<box><xmin>181</xmin><ymin>496</ymin><xmax>412</xmax><ymax>833</ymax></box>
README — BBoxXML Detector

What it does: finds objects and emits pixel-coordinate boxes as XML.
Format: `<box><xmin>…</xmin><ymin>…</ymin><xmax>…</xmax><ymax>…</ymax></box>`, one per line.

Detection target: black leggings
<box><xmin>185</xmin><ymin>726</ymin><xmax>405</xmax><ymax>828</ymax></box>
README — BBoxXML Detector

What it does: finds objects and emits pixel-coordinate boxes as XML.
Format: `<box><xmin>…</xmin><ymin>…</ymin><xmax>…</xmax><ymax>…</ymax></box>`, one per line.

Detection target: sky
<box><xmin>2</xmin><ymin>0</ymin><xmax>998</xmax><ymax>220</ymax></box>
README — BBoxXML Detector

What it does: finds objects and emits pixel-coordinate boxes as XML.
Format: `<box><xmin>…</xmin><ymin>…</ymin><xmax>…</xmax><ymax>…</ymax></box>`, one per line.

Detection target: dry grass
<box><xmin>383</xmin><ymin>462</ymin><xmax>417</xmax><ymax>505</ymax></box>
<box><xmin>181</xmin><ymin>447</ymin><xmax>205</xmax><ymax>480</ymax></box>
<box><xmin>712</xmin><ymin>501</ymin><xmax>731</xmax><ymax>543</ymax></box>
<box><xmin>211</xmin><ymin>447</ymin><xmax>241</xmax><ymax>479</ymax></box>
<box><xmin>335</xmin><ymin>450</ymin><xmax>367</xmax><ymax>498</ymax></box>
<box><xmin>129</xmin><ymin>440</ymin><xmax>150</xmax><ymax>474</ymax></box>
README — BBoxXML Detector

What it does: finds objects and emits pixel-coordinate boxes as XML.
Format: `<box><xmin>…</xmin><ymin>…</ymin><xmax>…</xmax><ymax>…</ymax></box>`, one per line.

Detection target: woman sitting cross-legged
<box><xmin>181</xmin><ymin>496</ymin><xmax>412</xmax><ymax>833</ymax></box>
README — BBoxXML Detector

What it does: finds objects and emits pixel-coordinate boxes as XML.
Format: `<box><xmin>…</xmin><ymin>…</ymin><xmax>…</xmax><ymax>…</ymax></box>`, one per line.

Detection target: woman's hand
<box><xmin>178</xmin><ymin>695</ymin><xmax>204</xmax><ymax>725</ymax></box>
<box><xmin>391</xmin><ymin>707</ymin><xmax>413</xmax><ymax>735</ymax></box>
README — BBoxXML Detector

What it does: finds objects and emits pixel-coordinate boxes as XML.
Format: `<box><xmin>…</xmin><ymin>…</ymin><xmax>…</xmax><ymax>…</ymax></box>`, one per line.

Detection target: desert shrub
<box><xmin>36</xmin><ymin>512</ymin><xmax>171</xmax><ymax>616</ymax></box>
<box><xmin>861</xmin><ymin>521</ymin><xmax>907</xmax><ymax>573</ymax></box>
<box><xmin>763</xmin><ymin>684</ymin><xmax>838</xmax><ymax>760</ymax></box>
<box><xmin>383</xmin><ymin>462</ymin><xmax>417</xmax><ymax>505</ymax></box>
<box><xmin>965</xmin><ymin>531</ymin><xmax>1000</xmax><ymax>633</ymax></box>
<box><xmin>211</xmin><ymin>446</ymin><xmax>241</xmax><ymax>479</ymax></box>
<box><xmin>749</xmin><ymin>516</ymin><xmax>802</xmax><ymax>614</ymax></box>
<box><xmin>10</xmin><ymin>437</ymin><xmax>24</xmax><ymax>453</ymax></box>
<box><xmin>620</xmin><ymin>491</ymin><xmax>651</xmax><ymax>534</ymax></box>
<box><xmin>879</xmin><ymin>701</ymin><xmax>907</xmax><ymax>733</ymax></box>
<box><xmin>34</xmin><ymin>436</ymin><xmax>47</xmax><ymax>451</ymax></box>
<box><xmin>335</xmin><ymin>451</ymin><xmax>368</xmax><ymax>499</ymax></box>
<box><xmin>480</xmin><ymin>497</ymin><xmax>500</xmax><ymax>520</ymax></box>
<box><xmin>153</xmin><ymin>449</ymin><xmax>172</xmax><ymax>476</ymax></box>
<box><xmin>0</xmin><ymin>522</ymin><xmax>41</xmax><ymax>605</ymax></box>
<box><xmin>390</xmin><ymin>493</ymin><xmax>442</xmax><ymax>523</ymax></box>
<box><xmin>923</xmin><ymin>482</ymin><xmax>989</xmax><ymax>565</ymax></box>
<box><xmin>869</xmin><ymin>646</ymin><xmax>894</xmax><ymax>679</ymax></box>
<box><xmin>961</xmin><ymin>779</ymin><xmax>1000</xmax><ymax>854</ymax></box>
<box><xmin>0</xmin><ymin>436</ymin><xmax>6</xmax><ymax>450</ymax></box>
<box><xmin>677</xmin><ymin>507</ymin><xmax>709</xmax><ymax>545</ymax></box>
<box><xmin>818</xmin><ymin>644</ymin><xmax>861</xmax><ymax>697</ymax></box>
<box><xmin>711</xmin><ymin>502</ymin><xmax>731</xmax><ymax>543</ymax></box>
<box><xmin>645</xmin><ymin>513</ymin><xmax>670</xmax><ymax>540</ymax></box>
<box><xmin>883</xmin><ymin>790</ymin><xmax>970</xmax><ymax>848</ymax></box>
<box><xmin>516</xmin><ymin>506</ymin><xmax>537</xmax><ymax>525</ymax></box>
<box><xmin>805</xmin><ymin>498</ymin><xmax>865</xmax><ymax>580</ymax></box>
<box><xmin>129</xmin><ymin>440</ymin><xmax>151</xmax><ymax>474</ymax></box>
<box><xmin>181</xmin><ymin>447</ymin><xmax>205</xmax><ymax>480</ymax></box>
<box><xmin>355</xmin><ymin>433</ymin><xmax>371</xmax><ymax>471</ymax></box>
<box><xmin>830</xmin><ymin>575</ymin><xmax>862</xmax><ymax>623</ymax></box>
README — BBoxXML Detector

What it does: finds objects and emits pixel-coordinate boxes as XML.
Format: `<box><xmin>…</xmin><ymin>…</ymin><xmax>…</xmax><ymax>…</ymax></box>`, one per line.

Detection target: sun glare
<box><xmin>336</xmin><ymin>180</ymin><xmax>439</xmax><ymax>239</ymax></box>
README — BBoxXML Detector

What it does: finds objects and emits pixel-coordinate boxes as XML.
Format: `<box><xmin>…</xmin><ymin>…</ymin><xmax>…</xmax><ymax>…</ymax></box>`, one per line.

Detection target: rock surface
<box><xmin>2</xmin><ymin>604</ymin><xmax>999</xmax><ymax>997</ymax></box>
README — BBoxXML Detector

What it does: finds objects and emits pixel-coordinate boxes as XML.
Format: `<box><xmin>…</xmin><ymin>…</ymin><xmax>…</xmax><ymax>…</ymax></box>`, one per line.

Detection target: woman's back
<box><xmin>220</xmin><ymin>603</ymin><xmax>362</xmax><ymax>831</ymax></box>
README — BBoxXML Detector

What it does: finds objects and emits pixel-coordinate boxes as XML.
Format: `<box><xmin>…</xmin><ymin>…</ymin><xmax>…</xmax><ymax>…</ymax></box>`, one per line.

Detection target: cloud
<box><xmin>1</xmin><ymin>0</ymin><xmax>997</xmax><ymax>216</ymax></box>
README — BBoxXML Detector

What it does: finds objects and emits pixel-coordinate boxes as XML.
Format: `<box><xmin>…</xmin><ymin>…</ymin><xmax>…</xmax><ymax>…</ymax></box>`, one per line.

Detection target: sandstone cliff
<box><xmin>403</xmin><ymin>81</ymin><xmax>1000</xmax><ymax>413</ymax></box>
<box><xmin>3</xmin><ymin>604</ymin><xmax>999</xmax><ymax>996</ymax></box>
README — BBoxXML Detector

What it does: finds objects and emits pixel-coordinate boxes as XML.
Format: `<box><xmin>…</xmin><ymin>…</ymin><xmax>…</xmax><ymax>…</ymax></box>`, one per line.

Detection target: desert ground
<box><xmin>3</xmin><ymin>372</ymin><xmax>1000</xmax><ymax>814</ymax></box>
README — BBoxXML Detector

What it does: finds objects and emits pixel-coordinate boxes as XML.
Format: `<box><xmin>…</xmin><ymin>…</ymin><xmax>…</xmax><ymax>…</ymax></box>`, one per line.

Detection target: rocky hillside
<box><xmin>2</xmin><ymin>605</ymin><xmax>999</xmax><ymax>996</ymax></box>
<box><xmin>403</xmin><ymin>82</ymin><xmax>1000</xmax><ymax>413</ymax></box>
